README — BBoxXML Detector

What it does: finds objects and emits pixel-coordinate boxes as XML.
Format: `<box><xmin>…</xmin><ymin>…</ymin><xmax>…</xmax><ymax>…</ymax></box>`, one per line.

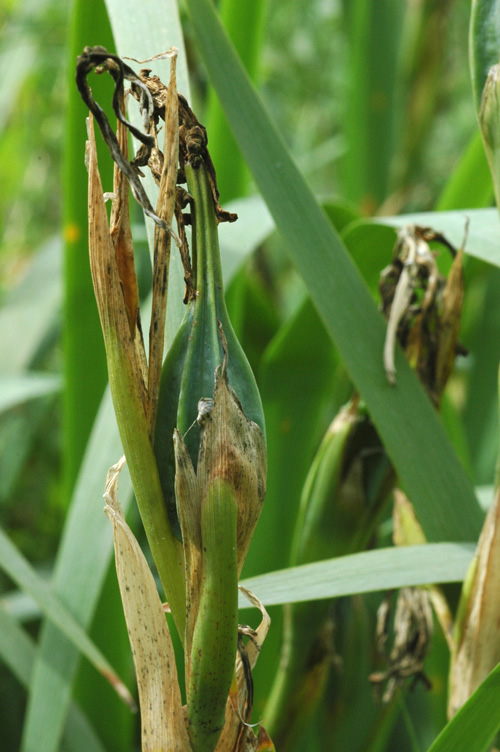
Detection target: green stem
<box><xmin>187</xmin><ymin>478</ymin><xmax>239</xmax><ymax>752</ymax></box>
<box><xmin>264</xmin><ymin>407</ymin><xmax>394</xmax><ymax>747</ymax></box>
<box><xmin>87</xmin><ymin>126</ymin><xmax>186</xmax><ymax>640</ymax></box>
<box><xmin>105</xmin><ymin>329</ymin><xmax>186</xmax><ymax>641</ymax></box>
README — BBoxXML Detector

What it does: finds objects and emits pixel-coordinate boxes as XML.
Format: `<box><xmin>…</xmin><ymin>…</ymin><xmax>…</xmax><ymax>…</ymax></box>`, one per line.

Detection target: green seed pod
<box><xmin>179</xmin><ymin>162</ymin><xmax>265</xmax><ymax>446</ymax></box>
<box><xmin>198</xmin><ymin>353</ymin><xmax>267</xmax><ymax>577</ymax></box>
<box><xmin>154</xmin><ymin>159</ymin><xmax>265</xmax><ymax>540</ymax></box>
<box><xmin>156</xmin><ymin>143</ymin><xmax>267</xmax><ymax>751</ymax></box>
<box><xmin>174</xmin><ymin>358</ymin><xmax>266</xmax><ymax>752</ymax></box>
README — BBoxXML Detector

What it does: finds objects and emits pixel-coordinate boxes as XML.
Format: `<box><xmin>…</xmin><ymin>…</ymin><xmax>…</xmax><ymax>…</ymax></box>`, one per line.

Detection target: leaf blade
<box><xmin>0</xmin><ymin>605</ymin><xmax>107</xmax><ymax>752</ymax></box>
<box><xmin>0</xmin><ymin>523</ymin><xmax>133</xmax><ymax>706</ymax></box>
<box><xmin>21</xmin><ymin>391</ymin><xmax>134</xmax><ymax>752</ymax></box>
<box><xmin>377</xmin><ymin>208</ymin><xmax>500</xmax><ymax>267</ymax></box>
<box><xmin>0</xmin><ymin>374</ymin><xmax>61</xmax><ymax>414</ymax></box>
<box><xmin>427</xmin><ymin>660</ymin><xmax>500</xmax><ymax>752</ymax></box>
<box><xmin>185</xmin><ymin>0</ymin><xmax>483</xmax><ymax>543</ymax></box>
<box><xmin>239</xmin><ymin>543</ymin><xmax>475</xmax><ymax>608</ymax></box>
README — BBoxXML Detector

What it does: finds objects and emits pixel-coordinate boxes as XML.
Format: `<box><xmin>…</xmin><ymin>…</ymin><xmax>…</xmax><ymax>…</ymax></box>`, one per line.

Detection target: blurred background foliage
<box><xmin>0</xmin><ymin>0</ymin><xmax>481</xmax><ymax>277</ymax></box>
<box><xmin>0</xmin><ymin>0</ymin><xmax>498</xmax><ymax>750</ymax></box>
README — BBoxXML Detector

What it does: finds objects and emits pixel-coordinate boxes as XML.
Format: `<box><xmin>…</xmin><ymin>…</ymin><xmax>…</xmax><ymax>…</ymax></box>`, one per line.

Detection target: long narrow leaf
<box><xmin>22</xmin><ymin>5</ymin><xmax>190</xmax><ymax>751</ymax></box>
<box><xmin>0</xmin><ymin>606</ymin><xmax>107</xmax><ymax>752</ymax></box>
<box><xmin>0</xmin><ymin>237</ymin><xmax>61</xmax><ymax>374</ymax></box>
<box><xmin>426</xmin><ymin>660</ymin><xmax>500</xmax><ymax>752</ymax></box>
<box><xmin>185</xmin><ymin>0</ymin><xmax>483</xmax><ymax>543</ymax></box>
<box><xmin>21</xmin><ymin>391</ymin><xmax>134</xmax><ymax>752</ymax></box>
<box><xmin>105</xmin><ymin>0</ymin><xmax>191</xmax><ymax>345</ymax></box>
<box><xmin>62</xmin><ymin>0</ymin><xmax>112</xmax><ymax>500</ymax></box>
<box><xmin>0</xmin><ymin>238</ymin><xmax>62</xmax><ymax>501</ymax></box>
<box><xmin>205</xmin><ymin>0</ymin><xmax>267</xmax><ymax>201</ymax></box>
<box><xmin>0</xmin><ymin>603</ymin><xmax>33</xmax><ymax>687</ymax></box>
<box><xmin>378</xmin><ymin>208</ymin><xmax>500</xmax><ymax>267</ymax></box>
<box><xmin>219</xmin><ymin>194</ymin><xmax>275</xmax><ymax>280</ymax></box>
<box><xmin>222</xmin><ymin>198</ymin><xmax>500</xmax><ymax>270</ymax></box>
<box><xmin>238</xmin><ymin>543</ymin><xmax>475</xmax><ymax>609</ymax></box>
<box><xmin>0</xmin><ymin>374</ymin><xmax>61</xmax><ymax>413</ymax></box>
<box><xmin>0</xmin><ymin>525</ymin><xmax>133</xmax><ymax>706</ymax></box>
<box><xmin>340</xmin><ymin>0</ymin><xmax>405</xmax><ymax>208</ymax></box>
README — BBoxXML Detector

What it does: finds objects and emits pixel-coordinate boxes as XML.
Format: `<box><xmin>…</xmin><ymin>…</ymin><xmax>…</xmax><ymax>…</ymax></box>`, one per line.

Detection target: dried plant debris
<box><xmin>77</xmin><ymin>46</ymin><xmax>177</xmax><ymax>234</ymax></box>
<box><xmin>78</xmin><ymin>45</ymin><xmax>242</xmax><ymax>432</ymax></box>
<box><xmin>104</xmin><ymin>458</ymin><xmax>190</xmax><ymax>752</ymax></box>
<box><xmin>380</xmin><ymin>224</ymin><xmax>466</xmax><ymax>404</ymax></box>
<box><xmin>147</xmin><ymin>53</ymin><xmax>180</xmax><ymax>430</ymax></box>
<box><xmin>84</xmin><ymin>51</ymin><xmax>179</xmax><ymax>436</ymax></box>
<box><xmin>369</xmin><ymin>587</ymin><xmax>433</xmax><ymax>703</ymax></box>
<box><xmin>393</xmin><ymin>490</ymin><xmax>454</xmax><ymax>651</ymax></box>
<box><xmin>132</xmin><ymin>71</ymin><xmax>238</xmax><ymax>224</ymax></box>
<box><xmin>77</xmin><ymin>46</ymin><xmax>236</xmax><ymax>294</ymax></box>
<box><xmin>216</xmin><ymin>587</ymin><xmax>273</xmax><ymax>752</ymax></box>
<box><xmin>449</xmin><ymin>485</ymin><xmax>500</xmax><ymax>718</ymax></box>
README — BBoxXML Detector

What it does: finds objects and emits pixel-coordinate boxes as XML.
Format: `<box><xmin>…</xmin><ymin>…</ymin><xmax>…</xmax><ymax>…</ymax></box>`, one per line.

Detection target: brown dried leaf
<box><xmin>382</xmin><ymin>226</ymin><xmax>437</xmax><ymax>386</ymax></box>
<box><xmin>435</xmin><ymin>247</ymin><xmax>464</xmax><ymax>397</ymax></box>
<box><xmin>177</xmin><ymin>94</ymin><xmax>237</xmax><ymax>224</ymax></box>
<box><xmin>238</xmin><ymin>587</ymin><xmax>271</xmax><ymax>671</ymax></box>
<box><xmin>86</xmin><ymin>114</ymin><xmax>147</xmax><ymax>414</ymax></box>
<box><xmin>109</xmin><ymin>105</ymin><xmax>149</xmax><ymax>395</ymax></box>
<box><xmin>173</xmin><ymin>427</ymin><xmax>202</xmax><ymax>679</ymax></box>
<box><xmin>110</xmin><ymin>97</ymin><xmax>140</xmax><ymax>340</ymax></box>
<box><xmin>380</xmin><ymin>224</ymin><xmax>464</xmax><ymax>403</ymax></box>
<box><xmin>104</xmin><ymin>458</ymin><xmax>190</xmax><ymax>752</ymax></box>
<box><xmin>370</xmin><ymin>586</ymin><xmax>433</xmax><ymax>703</ymax></box>
<box><xmin>393</xmin><ymin>490</ymin><xmax>454</xmax><ymax>649</ymax></box>
<box><xmin>77</xmin><ymin>46</ymin><xmax>175</xmax><ymax>232</ymax></box>
<box><xmin>148</xmin><ymin>51</ymin><xmax>179</xmax><ymax>433</ymax></box>
<box><xmin>449</xmin><ymin>486</ymin><xmax>500</xmax><ymax>717</ymax></box>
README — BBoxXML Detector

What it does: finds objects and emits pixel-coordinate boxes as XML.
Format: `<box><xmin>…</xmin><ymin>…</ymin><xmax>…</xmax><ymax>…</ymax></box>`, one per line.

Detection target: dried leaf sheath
<box><xmin>148</xmin><ymin>54</ymin><xmax>179</xmax><ymax>433</ymax></box>
<box><xmin>76</xmin><ymin>46</ymin><xmax>174</xmax><ymax>232</ymax></box>
<box><xmin>173</xmin><ymin>427</ymin><xmax>202</xmax><ymax>666</ymax></box>
<box><xmin>110</xmin><ymin>95</ymin><xmax>141</xmax><ymax>340</ymax></box>
<box><xmin>196</xmin><ymin>355</ymin><xmax>267</xmax><ymax>578</ymax></box>
<box><xmin>86</xmin><ymin>114</ymin><xmax>146</xmax><ymax>407</ymax></box>
<box><xmin>435</xmin><ymin>246</ymin><xmax>464</xmax><ymax>396</ymax></box>
<box><xmin>393</xmin><ymin>490</ymin><xmax>454</xmax><ymax>650</ymax></box>
<box><xmin>104</xmin><ymin>459</ymin><xmax>190</xmax><ymax>752</ymax></box>
<box><xmin>214</xmin><ymin>589</ymin><xmax>273</xmax><ymax>752</ymax></box>
<box><xmin>86</xmin><ymin>114</ymin><xmax>186</xmax><ymax>638</ymax></box>
<box><xmin>109</xmin><ymin>109</ymin><xmax>150</xmax><ymax>404</ymax></box>
<box><xmin>449</xmin><ymin>486</ymin><xmax>500</xmax><ymax>717</ymax></box>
